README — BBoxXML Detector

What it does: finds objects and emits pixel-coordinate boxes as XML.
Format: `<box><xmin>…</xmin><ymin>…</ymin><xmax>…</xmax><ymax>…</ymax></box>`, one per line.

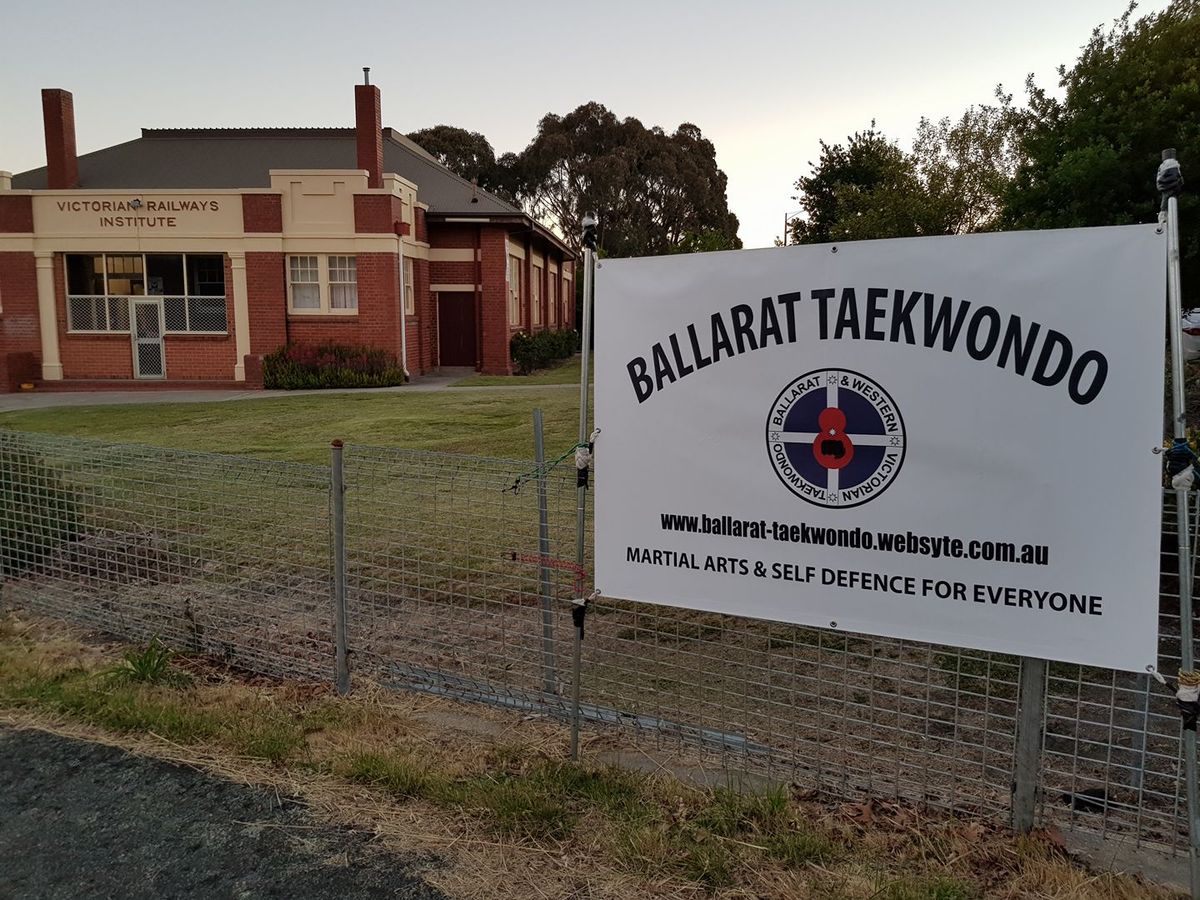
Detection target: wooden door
<box><xmin>438</xmin><ymin>292</ymin><xmax>477</xmax><ymax>367</ymax></box>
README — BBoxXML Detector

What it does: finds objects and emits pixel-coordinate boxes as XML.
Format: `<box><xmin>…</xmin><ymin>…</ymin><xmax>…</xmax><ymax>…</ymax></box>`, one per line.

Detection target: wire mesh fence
<box><xmin>0</xmin><ymin>427</ymin><xmax>1195</xmax><ymax>855</ymax></box>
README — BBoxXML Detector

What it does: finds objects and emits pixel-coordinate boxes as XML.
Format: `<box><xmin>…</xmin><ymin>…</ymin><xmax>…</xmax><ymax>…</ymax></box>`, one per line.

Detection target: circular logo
<box><xmin>765</xmin><ymin>369</ymin><xmax>906</xmax><ymax>508</ymax></box>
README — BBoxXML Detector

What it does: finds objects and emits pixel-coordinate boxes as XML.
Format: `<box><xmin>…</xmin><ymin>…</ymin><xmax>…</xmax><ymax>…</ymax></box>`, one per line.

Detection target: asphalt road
<box><xmin>0</xmin><ymin>727</ymin><xmax>447</xmax><ymax>900</ymax></box>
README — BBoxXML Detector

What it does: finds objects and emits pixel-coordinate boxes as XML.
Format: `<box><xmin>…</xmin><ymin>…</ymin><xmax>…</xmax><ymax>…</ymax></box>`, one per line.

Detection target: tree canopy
<box><xmin>508</xmin><ymin>103</ymin><xmax>741</xmax><ymax>256</ymax></box>
<box><xmin>786</xmin><ymin>107</ymin><xmax>1017</xmax><ymax>245</ymax></box>
<box><xmin>405</xmin><ymin>125</ymin><xmax>506</xmax><ymax>196</ymax></box>
<box><xmin>409</xmin><ymin>103</ymin><xmax>740</xmax><ymax>257</ymax></box>
<box><xmin>1002</xmin><ymin>0</ymin><xmax>1199</xmax><ymax>290</ymax></box>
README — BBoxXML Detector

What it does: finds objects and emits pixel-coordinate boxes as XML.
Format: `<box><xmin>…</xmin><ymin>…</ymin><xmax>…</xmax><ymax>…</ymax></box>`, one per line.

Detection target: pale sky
<box><xmin>0</xmin><ymin>0</ymin><xmax>1169</xmax><ymax>249</ymax></box>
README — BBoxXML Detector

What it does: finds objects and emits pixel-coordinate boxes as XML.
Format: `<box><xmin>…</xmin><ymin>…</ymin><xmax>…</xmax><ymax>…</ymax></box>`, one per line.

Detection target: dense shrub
<box><xmin>0</xmin><ymin>438</ymin><xmax>82</xmax><ymax>577</ymax></box>
<box><xmin>510</xmin><ymin>329</ymin><xmax>580</xmax><ymax>375</ymax></box>
<box><xmin>263</xmin><ymin>342</ymin><xmax>407</xmax><ymax>390</ymax></box>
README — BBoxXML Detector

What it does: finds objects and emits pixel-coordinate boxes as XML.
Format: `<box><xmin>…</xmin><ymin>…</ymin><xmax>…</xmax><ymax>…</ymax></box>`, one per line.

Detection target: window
<box><xmin>403</xmin><ymin>257</ymin><xmax>415</xmax><ymax>316</ymax></box>
<box><xmin>289</xmin><ymin>256</ymin><xmax>320</xmax><ymax>310</ymax></box>
<box><xmin>329</xmin><ymin>256</ymin><xmax>358</xmax><ymax>310</ymax></box>
<box><xmin>288</xmin><ymin>255</ymin><xmax>361</xmax><ymax>314</ymax></box>
<box><xmin>507</xmin><ymin>255</ymin><xmax>523</xmax><ymax>326</ymax></box>
<box><xmin>65</xmin><ymin>253</ymin><xmax>226</xmax><ymax>333</ymax></box>
<box><xmin>548</xmin><ymin>274</ymin><xmax>558</xmax><ymax>326</ymax></box>
<box><xmin>531</xmin><ymin>265</ymin><xmax>543</xmax><ymax>326</ymax></box>
<box><xmin>562</xmin><ymin>276</ymin><xmax>571</xmax><ymax>325</ymax></box>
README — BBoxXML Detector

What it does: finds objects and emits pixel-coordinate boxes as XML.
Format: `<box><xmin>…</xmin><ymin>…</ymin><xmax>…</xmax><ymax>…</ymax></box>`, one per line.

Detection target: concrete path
<box><xmin>0</xmin><ymin>369</ymin><xmax>576</xmax><ymax>413</ymax></box>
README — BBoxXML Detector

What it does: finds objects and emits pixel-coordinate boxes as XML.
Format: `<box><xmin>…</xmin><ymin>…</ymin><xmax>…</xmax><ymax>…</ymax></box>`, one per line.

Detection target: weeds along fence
<box><xmin>1</xmin><ymin>427</ymin><xmax>1196</xmax><ymax>855</ymax></box>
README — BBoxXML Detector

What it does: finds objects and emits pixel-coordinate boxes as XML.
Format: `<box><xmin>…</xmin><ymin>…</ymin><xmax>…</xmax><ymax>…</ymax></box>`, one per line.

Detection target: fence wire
<box><xmin>1</xmin><ymin>428</ymin><xmax>1196</xmax><ymax>855</ymax></box>
<box><xmin>0</xmin><ymin>430</ymin><xmax>332</xmax><ymax>678</ymax></box>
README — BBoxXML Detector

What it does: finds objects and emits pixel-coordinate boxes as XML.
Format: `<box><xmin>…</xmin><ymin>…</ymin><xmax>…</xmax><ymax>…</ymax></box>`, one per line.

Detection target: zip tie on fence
<box><xmin>1179</xmin><ymin>670</ymin><xmax>1200</xmax><ymax>731</ymax></box>
<box><xmin>572</xmin><ymin>589</ymin><xmax>600</xmax><ymax>638</ymax></box>
<box><xmin>576</xmin><ymin>428</ymin><xmax>601</xmax><ymax>489</ymax></box>
<box><xmin>1165</xmin><ymin>438</ymin><xmax>1200</xmax><ymax>490</ymax></box>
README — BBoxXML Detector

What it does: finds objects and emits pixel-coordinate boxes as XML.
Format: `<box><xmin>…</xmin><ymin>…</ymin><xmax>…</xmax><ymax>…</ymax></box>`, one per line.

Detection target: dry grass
<box><xmin>0</xmin><ymin>613</ymin><xmax>1182</xmax><ymax>900</ymax></box>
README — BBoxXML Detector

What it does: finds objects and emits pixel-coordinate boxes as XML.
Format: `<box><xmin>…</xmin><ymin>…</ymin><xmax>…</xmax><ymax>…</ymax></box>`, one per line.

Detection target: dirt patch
<box><xmin>0</xmin><ymin>726</ymin><xmax>445</xmax><ymax>900</ymax></box>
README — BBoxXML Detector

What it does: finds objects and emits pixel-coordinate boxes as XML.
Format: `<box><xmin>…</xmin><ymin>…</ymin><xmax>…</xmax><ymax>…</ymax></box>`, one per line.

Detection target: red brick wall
<box><xmin>246</xmin><ymin>252</ymin><xmax>287</xmax><ymax>354</ymax></box>
<box><xmin>242</xmin><ymin>194</ymin><xmax>282</xmax><ymax>233</ymax></box>
<box><xmin>0</xmin><ymin>251</ymin><xmax>40</xmax><ymax>356</ymax></box>
<box><xmin>353</xmin><ymin>195</ymin><xmax>404</xmax><ymax>234</ymax></box>
<box><xmin>0</xmin><ymin>196</ymin><xmax>34</xmax><ymax>233</ymax></box>
<box><xmin>405</xmin><ymin>257</ymin><xmax>434</xmax><ymax>373</ymax></box>
<box><xmin>429</xmin><ymin>259</ymin><xmax>475</xmax><ymax>285</ymax></box>
<box><xmin>286</xmin><ymin>252</ymin><xmax>401</xmax><ymax>360</ymax></box>
<box><xmin>429</xmin><ymin>225</ymin><xmax>476</xmax><ymax>249</ymax></box>
<box><xmin>415</xmin><ymin>207</ymin><xmax>427</xmax><ymax>243</ymax></box>
<box><xmin>480</xmin><ymin>228</ymin><xmax>511</xmax><ymax>374</ymax></box>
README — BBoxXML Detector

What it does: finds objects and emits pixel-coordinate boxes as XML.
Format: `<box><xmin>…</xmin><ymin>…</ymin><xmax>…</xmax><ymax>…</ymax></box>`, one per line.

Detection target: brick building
<box><xmin>0</xmin><ymin>79</ymin><xmax>575</xmax><ymax>391</ymax></box>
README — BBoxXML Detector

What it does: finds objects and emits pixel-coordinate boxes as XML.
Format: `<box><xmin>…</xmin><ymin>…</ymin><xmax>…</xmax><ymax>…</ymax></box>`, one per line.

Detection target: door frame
<box><xmin>130</xmin><ymin>297</ymin><xmax>166</xmax><ymax>380</ymax></box>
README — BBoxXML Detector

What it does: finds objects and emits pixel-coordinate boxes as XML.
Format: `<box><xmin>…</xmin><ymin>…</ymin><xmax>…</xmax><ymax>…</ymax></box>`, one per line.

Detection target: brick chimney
<box><xmin>355</xmin><ymin>70</ymin><xmax>383</xmax><ymax>189</ymax></box>
<box><xmin>42</xmin><ymin>88</ymin><xmax>79</xmax><ymax>189</ymax></box>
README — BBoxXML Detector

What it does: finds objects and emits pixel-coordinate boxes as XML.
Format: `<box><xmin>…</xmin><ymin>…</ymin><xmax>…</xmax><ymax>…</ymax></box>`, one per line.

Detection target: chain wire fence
<box><xmin>1</xmin><ymin>427</ymin><xmax>1195</xmax><ymax>856</ymax></box>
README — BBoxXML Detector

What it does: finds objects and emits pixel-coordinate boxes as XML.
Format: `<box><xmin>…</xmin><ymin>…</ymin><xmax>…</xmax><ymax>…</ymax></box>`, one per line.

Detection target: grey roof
<box><xmin>10</xmin><ymin>127</ymin><xmax>522</xmax><ymax>217</ymax></box>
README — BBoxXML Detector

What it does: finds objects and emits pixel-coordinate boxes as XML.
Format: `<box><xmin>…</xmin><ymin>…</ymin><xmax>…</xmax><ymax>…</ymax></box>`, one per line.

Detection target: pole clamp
<box><xmin>1158</xmin><ymin>157</ymin><xmax>1184</xmax><ymax>207</ymax></box>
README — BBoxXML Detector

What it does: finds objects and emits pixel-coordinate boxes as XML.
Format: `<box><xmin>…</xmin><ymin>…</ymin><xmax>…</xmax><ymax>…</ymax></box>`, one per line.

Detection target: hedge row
<box><xmin>510</xmin><ymin>329</ymin><xmax>579</xmax><ymax>375</ymax></box>
<box><xmin>263</xmin><ymin>342</ymin><xmax>407</xmax><ymax>390</ymax></box>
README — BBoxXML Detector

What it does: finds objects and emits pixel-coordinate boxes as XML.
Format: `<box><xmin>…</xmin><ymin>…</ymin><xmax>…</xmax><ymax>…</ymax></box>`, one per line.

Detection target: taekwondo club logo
<box><xmin>766</xmin><ymin>369</ymin><xmax>906</xmax><ymax>509</ymax></box>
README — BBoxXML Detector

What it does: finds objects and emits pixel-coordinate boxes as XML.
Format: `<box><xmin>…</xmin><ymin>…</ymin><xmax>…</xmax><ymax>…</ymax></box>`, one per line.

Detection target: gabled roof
<box><xmin>11</xmin><ymin>127</ymin><xmax>522</xmax><ymax>218</ymax></box>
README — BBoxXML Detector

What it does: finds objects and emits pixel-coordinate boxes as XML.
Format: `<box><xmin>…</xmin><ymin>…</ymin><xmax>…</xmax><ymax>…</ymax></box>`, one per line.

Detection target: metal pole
<box><xmin>1162</xmin><ymin>148</ymin><xmax>1200</xmax><ymax>896</ymax></box>
<box><xmin>571</xmin><ymin>214</ymin><xmax>598</xmax><ymax>760</ymax></box>
<box><xmin>331</xmin><ymin>439</ymin><xmax>350</xmax><ymax>696</ymax></box>
<box><xmin>534</xmin><ymin>409</ymin><xmax>556</xmax><ymax>696</ymax></box>
<box><xmin>1012</xmin><ymin>656</ymin><xmax>1047</xmax><ymax>832</ymax></box>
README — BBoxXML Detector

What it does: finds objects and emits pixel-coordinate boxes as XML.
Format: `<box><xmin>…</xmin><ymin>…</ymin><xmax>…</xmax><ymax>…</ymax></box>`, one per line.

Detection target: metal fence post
<box><xmin>1012</xmin><ymin>656</ymin><xmax>1047</xmax><ymax>832</ymax></box>
<box><xmin>1161</xmin><ymin>148</ymin><xmax>1200</xmax><ymax>897</ymax></box>
<box><xmin>571</xmin><ymin>214</ymin><xmax>598</xmax><ymax>761</ymax></box>
<box><xmin>533</xmin><ymin>409</ymin><xmax>557</xmax><ymax>695</ymax></box>
<box><xmin>331</xmin><ymin>439</ymin><xmax>350</xmax><ymax>696</ymax></box>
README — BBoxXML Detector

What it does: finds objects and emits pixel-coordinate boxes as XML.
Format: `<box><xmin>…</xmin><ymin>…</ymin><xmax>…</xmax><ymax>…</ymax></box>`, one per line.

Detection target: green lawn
<box><xmin>0</xmin><ymin>388</ymin><xmax>588</xmax><ymax>464</ymax></box>
<box><xmin>451</xmin><ymin>354</ymin><xmax>589</xmax><ymax>387</ymax></box>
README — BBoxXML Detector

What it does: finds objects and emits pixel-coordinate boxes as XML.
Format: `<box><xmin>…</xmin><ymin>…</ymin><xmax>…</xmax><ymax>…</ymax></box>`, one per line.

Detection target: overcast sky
<box><xmin>0</xmin><ymin>0</ymin><xmax>1168</xmax><ymax>248</ymax></box>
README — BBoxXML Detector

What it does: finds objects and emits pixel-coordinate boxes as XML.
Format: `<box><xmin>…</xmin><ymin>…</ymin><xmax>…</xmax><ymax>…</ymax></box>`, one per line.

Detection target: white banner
<box><xmin>594</xmin><ymin>225</ymin><xmax>1166</xmax><ymax>671</ymax></box>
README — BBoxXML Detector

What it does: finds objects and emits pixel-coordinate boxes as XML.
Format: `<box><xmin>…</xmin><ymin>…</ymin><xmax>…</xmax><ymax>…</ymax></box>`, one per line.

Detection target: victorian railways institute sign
<box><xmin>594</xmin><ymin>226</ymin><xmax>1166</xmax><ymax>671</ymax></box>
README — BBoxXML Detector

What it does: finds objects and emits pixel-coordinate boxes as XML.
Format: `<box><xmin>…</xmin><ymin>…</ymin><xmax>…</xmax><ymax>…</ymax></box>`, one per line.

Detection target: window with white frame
<box><xmin>329</xmin><ymin>256</ymin><xmax>358</xmax><ymax>310</ymax></box>
<box><xmin>507</xmin><ymin>255</ymin><xmax>523</xmax><ymax>326</ymax></box>
<box><xmin>548</xmin><ymin>273</ymin><xmax>558</xmax><ymax>326</ymax></box>
<box><xmin>65</xmin><ymin>253</ymin><xmax>227</xmax><ymax>333</ymax></box>
<box><xmin>531</xmin><ymin>265</ymin><xmax>543</xmax><ymax>326</ymax></box>
<box><xmin>288</xmin><ymin>255</ymin><xmax>360</xmax><ymax>314</ymax></box>
<box><xmin>289</xmin><ymin>256</ymin><xmax>321</xmax><ymax>309</ymax></box>
<box><xmin>403</xmin><ymin>257</ymin><xmax>415</xmax><ymax>316</ymax></box>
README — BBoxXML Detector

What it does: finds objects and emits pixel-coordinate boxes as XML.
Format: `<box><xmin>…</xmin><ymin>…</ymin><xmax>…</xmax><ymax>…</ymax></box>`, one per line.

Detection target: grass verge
<box><xmin>451</xmin><ymin>355</ymin><xmax>588</xmax><ymax>387</ymax></box>
<box><xmin>0</xmin><ymin>386</ymin><xmax>585</xmax><ymax>463</ymax></box>
<box><xmin>0</xmin><ymin>614</ymin><xmax>1180</xmax><ymax>900</ymax></box>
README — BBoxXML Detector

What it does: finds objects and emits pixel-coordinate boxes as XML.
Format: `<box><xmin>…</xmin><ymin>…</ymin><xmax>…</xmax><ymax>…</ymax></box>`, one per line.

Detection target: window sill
<box><xmin>287</xmin><ymin>315</ymin><xmax>360</xmax><ymax>324</ymax></box>
<box><xmin>164</xmin><ymin>332</ymin><xmax>230</xmax><ymax>340</ymax></box>
<box><xmin>287</xmin><ymin>310</ymin><xmax>359</xmax><ymax>317</ymax></box>
<box><xmin>65</xmin><ymin>331</ymin><xmax>131</xmax><ymax>339</ymax></box>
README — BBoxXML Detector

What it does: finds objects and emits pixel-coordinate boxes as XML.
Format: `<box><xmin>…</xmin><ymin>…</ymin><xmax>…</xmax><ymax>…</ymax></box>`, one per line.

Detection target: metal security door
<box><xmin>131</xmin><ymin>298</ymin><xmax>165</xmax><ymax>379</ymax></box>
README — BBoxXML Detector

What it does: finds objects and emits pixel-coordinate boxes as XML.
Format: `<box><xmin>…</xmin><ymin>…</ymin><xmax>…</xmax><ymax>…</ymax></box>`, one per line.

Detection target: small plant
<box><xmin>105</xmin><ymin>637</ymin><xmax>188</xmax><ymax>687</ymax></box>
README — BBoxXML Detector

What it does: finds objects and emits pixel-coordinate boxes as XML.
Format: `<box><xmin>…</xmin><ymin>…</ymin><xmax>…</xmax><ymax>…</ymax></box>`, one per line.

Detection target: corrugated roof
<box><xmin>10</xmin><ymin>127</ymin><xmax>522</xmax><ymax>217</ymax></box>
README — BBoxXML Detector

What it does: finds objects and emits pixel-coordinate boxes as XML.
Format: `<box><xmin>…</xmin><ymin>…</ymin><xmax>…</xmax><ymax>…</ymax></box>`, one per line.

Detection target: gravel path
<box><xmin>0</xmin><ymin>727</ymin><xmax>447</xmax><ymax>900</ymax></box>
